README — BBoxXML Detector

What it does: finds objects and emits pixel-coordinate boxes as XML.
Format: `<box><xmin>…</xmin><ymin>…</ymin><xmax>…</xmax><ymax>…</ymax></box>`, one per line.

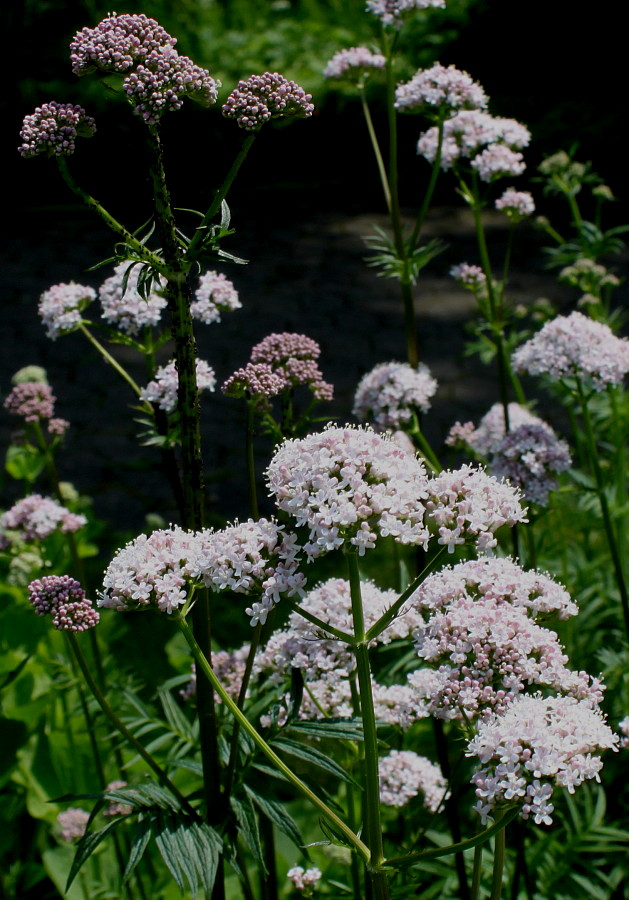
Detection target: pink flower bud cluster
<box><xmin>395</xmin><ymin>64</ymin><xmax>488</xmax><ymax>117</ymax></box>
<box><xmin>495</xmin><ymin>188</ymin><xmax>535</xmax><ymax>219</ymax></box>
<box><xmin>70</xmin><ymin>13</ymin><xmax>176</xmax><ymax>76</ymax></box>
<box><xmin>222</xmin><ymin>363</ymin><xmax>287</xmax><ymax>401</ymax></box>
<box><xmin>323</xmin><ymin>47</ymin><xmax>386</xmax><ymax>80</ymax></box>
<box><xmin>287</xmin><ymin>866</ymin><xmax>322</xmax><ymax>892</ymax></box>
<box><xmin>366</xmin><ymin>0</ymin><xmax>445</xmax><ymax>29</ymax></box>
<box><xmin>4</xmin><ymin>382</ymin><xmax>55</xmax><ymax>422</ymax></box>
<box><xmin>123</xmin><ymin>48</ymin><xmax>219</xmax><ymax>124</ymax></box>
<box><xmin>181</xmin><ymin>648</ymin><xmax>251</xmax><ymax>704</ymax></box>
<box><xmin>222</xmin><ymin>73</ymin><xmax>314</xmax><ymax>131</ymax></box>
<box><xmin>0</xmin><ymin>495</ymin><xmax>86</xmax><ymax>547</ymax></box>
<box><xmin>266</xmin><ymin>425</ymin><xmax>431</xmax><ymax>558</ymax></box>
<box><xmin>449</xmin><ymin>263</ymin><xmax>487</xmax><ymax>290</ymax></box>
<box><xmin>38</xmin><ymin>281</ymin><xmax>96</xmax><ymax>339</ymax></box>
<box><xmin>103</xmin><ymin>781</ymin><xmax>133</xmax><ymax>817</ymax></box>
<box><xmin>19</xmin><ymin>102</ymin><xmax>96</xmax><ymax>158</ymax></box>
<box><xmin>352</xmin><ymin>361</ymin><xmax>438</xmax><ymax>429</ymax></box>
<box><xmin>99</xmin><ymin>262</ymin><xmax>167</xmax><ymax>335</ymax></box>
<box><xmin>512</xmin><ymin>311</ymin><xmax>629</xmax><ymax>390</ymax></box>
<box><xmin>251</xmin><ymin>332</ymin><xmax>333</xmax><ymax>401</ymax></box>
<box><xmin>425</xmin><ymin>464</ymin><xmax>527</xmax><ymax>553</ymax></box>
<box><xmin>418</xmin><ymin>110</ymin><xmax>530</xmax><ymax>173</ymax></box>
<box><xmin>619</xmin><ymin>716</ymin><xmax>629</xmax><ymax>749</ymax></box>
<box><xmin>140</xmin><ymin>359</ymin><xmax>216</xmax><ymax>413</ymax></box>
<box><xmin>57</xmin><ymin>808</ymin><xmax>90</xmax><ymax>841</ymax></box>
<box><xmin>188</xmin><ymin>519</ymin><xmax>306</xmax><ymax>626</ymax></box>
<box><xmin>466</xmin><ymin>694</ymin><xmax>618</xmax><ymax>825</ymax></box>
<box><xmin>28</xmin><ymin>575</ymin><xmax>99</xmax><ymax>631</ymax></box>
<box><xmin>379</xmin><ymin>750</ymin><xmax>448</xmax><ymax>810</ymax></box>
<box><xmin>191</xmin><ymin>271</ymin><xmax>241</xmax><ymax>325</ymax></box>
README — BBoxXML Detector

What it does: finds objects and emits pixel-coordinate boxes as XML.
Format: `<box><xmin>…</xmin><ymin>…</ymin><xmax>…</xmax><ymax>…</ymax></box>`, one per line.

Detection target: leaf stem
<box><xmin>78</xmin><ymin>324</ymin><xmax>143</xmax><ymax>396</ymax></box>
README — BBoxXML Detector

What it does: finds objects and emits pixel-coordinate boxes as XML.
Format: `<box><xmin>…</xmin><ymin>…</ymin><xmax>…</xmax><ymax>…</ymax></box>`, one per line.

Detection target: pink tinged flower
<box><xmin>323</xmin><ymin>47</ymin><xmax>386</xmax><ymax>80</ymax></box>
<box><xmin>100</xmin><ymin>526</ymin><xmax>209</xmax><ymax>614</ymax></box>
<box><xmin>470</xmin><ymin>145</ymin><xmax>526</xmax><ymax>183</ymax></box>
<box><xmin>28</xmin><ymin>575</ymin><xmax>99</xmax><ymax>632</ymax></box>
<box><xmin>495</xmin><ymin>188</ymin><xmax>535</xmax><ymax>220</ymax></box>
<box><xmin>38</xmin><ymin>281</ymin><xmax>96</xmax><ymax>338</ymax></box>
<box><xmin>103</xmin><ymin>781</ymin><xmax>133</xmax><ymax>817</ymax></box>
<box><xmin>395</xmin><ymin>64</ymin><xmax>488</xmax><ymax>116</ymax></box>
<box><xmin>57</xmin><ymin>808</ymin><xmax>90</xmax><ymax>841</ymax></box>
<box><xmin>48</xmin><ymin>418</ymin><xmax>70</xmax><ymax>437</ymax></box>
<box><xmin>450</xmin><ymin>263</ymin><xmax>486</xmax><ymax>289</ymax></box>
<box><xmin>266</xmin><ymin>424</ymin><xmax>431</xmax><ymax>559</ymax></box>
<box><xmin>490</xmin><ymin>423</ymin><xmax>571</xmax><ymax>506</ymax></box>
<box><xmin>418</xmin><ymin>111</ymin><xmax>530</xmax><ymax>170</ymax></box>
<box><xmin>618</xmin><ymin>716</ymin><xmax>629</xmax><ymax>749</ymax></box>
<box><xmin>512</xmin><ymin>311</ymin><xmax>629</xmax><ymax>390</ymax></box>
<box><xmin>287</xmin><ymin>866</ymin><xmax>322</xmax><ymax>891</ymax></box>
<box><xmin>222</xmin><ymin>73</ymin><xmax>314</xmax><ymax>131</ymax></box>
<box><xmin>140</xmin><ymin>359</ymin><xmax>216</xmax><ymax>413</ymax></box>
<box><xmin>460</xmin><ymin>402</ymin><xmax>543</xmax><ymax>457</ymax></box>
<box><xmin>19</xmin><ymin>102</ymin><xmax>96</xmax><ymax>158</ymax></box>
<box><xmin>70</xmin><ymin>13</ymin><xmax>177</xmax><ymax>76</ymax></box>
<box><xmin>353</xmin><ymin>361</ymin><xmax>438</xmax><ymax>429</ymax></box>
<box><xmin>244</xmin><ymin>332</ymin><xmax>333</xmax><ymax>401</ymax></box>
<box><xmin>4</xmin><ymin>382</ymin><xmax>56</xmax><ymax>422</ymax></box>
<box><xmin>99</xmin><ymin>262</ymin><xmax>167</xmax><ymax>334</ymax></box>
<box><xmin>222</xmin><ymin>363</ymin><xmax>287</xmax><ymax>401</ymax></box>
<box><xmin>379</xmin><ymin>750</ymin><xmax>448</xmax><ymax>810</ymax></box>
<box><xmin>366</xmin><ymin>0</ymin><xmax>445</xmax><ymax>29</ymax></box>
<box><xmin>187</xmin><ymin>519</ymin><xmax>306</xmax><ymax>624</ymax></box>
<box><xmin>466</xmin><ymin>694</ymin><xmax>618</xmax><ymax>825</ymax></box>
<box><xmin>123</xmin><ymin>48</ymin><xmax>219</xmax><ymax>123</ymax></box>
<box><xmin>1</xmin><ymin>495</ymin><xmax>86</xmax><ymax>547</ymax></box>
<box><xmin>191</xmin><ymin>271</ymin><xmax>241</xmax><ymax>324</ymax></box>
<box><xmin>425</xmin><ymin>464</ymin><xmax>527</xmax><ymax>553</ymax></box>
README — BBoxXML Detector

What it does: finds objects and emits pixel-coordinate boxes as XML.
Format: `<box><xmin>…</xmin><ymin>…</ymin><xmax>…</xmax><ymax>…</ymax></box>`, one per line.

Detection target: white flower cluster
<box><xmin>512</xmin><ymin>311</ymin><xmax>629</xmax><ymax>390</ymax></box>
<box><xmin>140</xmin><ymin>359</ymin><xmax>216</xmax><ymax>413</ymax></box>
<box><xmin>38</xmin><ymin>282</ymin><xmax>96</xmax><ymax>339</ymax></box>
<box><xmin>366</xmin><ymin>0</ymin><xmax>445</xmax><ymax>29</ymax></box>
<box><xmin>0</xmin><ymin>494</ymin><xmax>86</xmax><ymax>548</ymax></box>
<box><xmin>395</xmin><ymin>64</ymin><xmax>487</xmax><ymax>116</ymax></box>
<box><xmin>352</xmin><ymin>361</ymin><xmax>438</xmax><ymax>429</ymax></box>
<box><xmin>379</xmin><ymin>749</ymin><xmax>448</xmax><ymax>810</ymax></box>
<box><xmin>418</xmin><ymin>110</ymin><xmax>530</xmax><ymax>174</ymax></box>
<box><xmin>495</xmin><ymin>187</ymin><xmax>535</xmax><ymax>219</ymax></box>
<box><xmin>425</xmin><ymin>464</ymin><xmax>527</xmax><ymax>553</ymax></box>
<box><xmin>323</xmin><ymin>46</ymin><xmax>386</xmax><ymax>80</ymax></box>
<box><xmin>99</xmin><ymin>262</ymin><xmax>167</xmax><ymax>335</ymax></box>
<box><xmin>191</xmin><ymin>271</ymin><xmax>241</xmax><ymax>325</ymax></box>
<box><xmin>287</xmin><ymin>866</ymin><xmax>322</xmax><ymax>892</ymax></box>
<box><xmin>467</xmin><ymin>694</ymin><xmax>618</xmax><ymax>824</ymax></box>
<box><xmin>266</xmin><ymin>425</ymin><xmax>431</xmax><ymax>558</ymax></box>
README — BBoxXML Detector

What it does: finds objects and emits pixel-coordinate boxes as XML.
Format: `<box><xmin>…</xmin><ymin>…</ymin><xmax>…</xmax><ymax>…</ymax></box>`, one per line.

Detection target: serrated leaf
<box><xmin>271</xmin><ymin>737</ymin><xmax>355</xmax><ymax>784</ymax></box>
<box><xmin>230</xmin><ymin>794</ymin><xmax>266</xmax><ymax>873</ymax></box>
<box><xmin>244</xmin><ymin>785</ymin><xmax>306</xmax><ymax>852</ymax></box>
<box><xmin>154</xmin><ymin>817</ymin><xmax>185</xmax><ymax>892</ymax></box>
<box><xmin>123</xmin><ymin>816</ymin><xmax>152</xmax><ymax>883</ymax></box>
<box><xmin>286</xmin><ymin>718</ymin><xmax>364</xmax><ymax>741</ymax></box>
<box><xmin>66</xmin><ymin>818</ymin><xmax>125</xmax><ymax>890</ymax></box>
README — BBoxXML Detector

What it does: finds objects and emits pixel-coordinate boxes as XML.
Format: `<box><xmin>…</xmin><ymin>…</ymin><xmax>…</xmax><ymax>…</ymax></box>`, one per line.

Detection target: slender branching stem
<box><xmin>471</xmin><ymin>843</ymin><xmax>482</xmax><ymax>900</ymax></box>
<box><xmin>78</xmin><ymin>324</ymin><xmax>143</xmax><ymax>396</ymax></box>
<box><xmin>409</xmin><ymin>118</ymin><xmax>444</xmax><ymax>251</ymax></box>
<box><xmin>490</xmin><ymin>825</ymin><xmax>507</xmax><ymax>900</ymax></box>
<box><xmin>246</xmin><ymin>402</ymin><xmax>259</xmax><ymax>520</ymax></box>
<box><xmin>360</xmin><ymin>88</ymin><xmax>391</xmax><ymax>213</ymax></box>
<box><xmin>223</xmin><ymin>621</ymin><xmax>263</xmax><ymax>802</ymax></box>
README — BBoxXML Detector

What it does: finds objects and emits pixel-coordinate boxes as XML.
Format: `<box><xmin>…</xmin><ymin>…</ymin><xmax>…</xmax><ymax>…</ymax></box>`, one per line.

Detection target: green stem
<box><xmin>67</xmin><ymin>632</ymin><xmax>198</xmax><ymax>819</ymax></box>
<box><xmin>577</xmin><ymin>380</ymin><xmax>629</xmax><ymax>640</ymax></box>
<box><xmin>360</xmin><ymin>89</ymin><xmax>391</xmax><ymax>213</ymax></box>
<box><xmin>346</xmin><ymin>551</ymin><xmax>390</xmax><ymax>900</ymax></box>
<box><xmin>287</xmin><ymin>600</ymin><xmax>356</xmax><ymax>644</ymax></box>
<box><xmin>78</xmin><ymin>324</ymin><xmax>143</xmax><ymax>396</ymax></box>
<box><xmin>409</xmin><ymin>118</ymin><xmax>444</xmax><ymax>251</ymax></box>
<box><xmin>471</xmin><ymin>843</ymin><xmax>482</xmax><ymax>900</ymax></box>
<box><xmin>246</xmin><ymin>402</ymin><xmax>259</xmax><ymax>520</ymax></box>
<box><xmin>432</xmin><ymin>719</ymin><xmax>470</xmax><ymax>900</ymax></box>
<box><xmin>176</xmin><ymin>615</ymin><xmax>370</xmax><ymax>863</ymax></box>
<box><xmin>223</xmin><ymin>622</ymin><xmax>263</xmax><ymax>802</ymax></box>
<box><xmin>56</xmin><ymin>158</ymin><xmax>166</xmax><ymax>274</ymax></box>
<box><xmin>186</xmin><ymin>133</ymin><xmax>257</xmax><ymax>258</ymax></box>
<box><xmin>490</xmin><ymin>825</ymin><xmax>507</xmax><ymax>900</ymax></box>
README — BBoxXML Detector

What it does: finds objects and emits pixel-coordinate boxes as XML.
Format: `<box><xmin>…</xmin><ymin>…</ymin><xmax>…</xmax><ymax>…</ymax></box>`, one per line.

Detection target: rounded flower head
<box><xmin>19</xmin><ymin>102</ymin><xmax>96</xmax><ymax>158</ymax></box>
<box><xmin>28</xmin><ymin>575</ymin><xmax>99</xmax><ymax>631</ymax></box>
<box><xmin>4</xmin><ymin>382</ymin><xmax>55</xmax><ymax>422</ymax></box>
<box><xmin>495</xmin><ymin>188</ymin><xmax>535</xmax><ymax>220</ymax></box>
<box><xmin>425</xmin><ymin>464</ymin><xmax>527</xmax><ymax>553</ymax></box>
<box><xmin>140</xmin><ymin>359</ymin><xmax>216</xmax><ymax>413</ymax></box>
<box><xmin>467</xmin><ymin>694</ymin><xmax>618</xmax><ymax>825</ymax></box>
<box><xmin>99</xmin><ymin>262</ymin><xmax>167</xmax><ymax>335</ymax></box>
<box><xmin>450</xmin><ymin>263</ymin><xmax>487</xmax><ymax>291</ymax></box>
<box><xmin>222</xmin><ymin>363</ymin><xmax>287</xmax><ymax>403</ymax></box>
<box><xmin>1</xmin><ymin>495</ymin><xmax>86</xmax><ymax>548</ymax></box>
<box><xmin>490</xmin><ymin>423</ymin><xmax>571</xmax><ymax>506</ymax></box>
<box><xmin>100</xmin><ymin>526</ymin><xmax>208</xmax><ymax>614</ymax></box>
<box><xmin>38</xmin><ymin>282</ymin><xmax>96</xmax><ymax>339</ymax></box>
<box><xmin>191</xmin><ymin>271</ymin><xmax>241</xmax><ymax>325</ymax></box>
<box><xmin>418</xmin><ymin>110</ymin><xmax>530</xmax><ymax>170</ymax></box>
<box><xmin>379</xmin><ymin>750</ymin><xmax>448</xmax><ymax>811</ymax></box>
<box><xmin>353</xmin><ymin>361</ymin><xmax>437</xmax><ymax>429</ymax></box>
<box><xmin>57</xmin><ymin>808</ymin><xmax>90</xmax><ymax>842</ymax></box>
<box><xmin>70</xmin><ymin>13</ymin><xmax>176</xmax><ymax>76</ymax></box>
<box><xmin>323</xmin><ymin>47</ymin><xmax>386</xmax><ymax>81</ymax></box>
<box><xmin>123</xmin><ymin>49</ymin><xmax>219</xmax><ymax>123</ymax></box>
<box><xmin>287</xmin><ymin>866</ymin><xmax>322</xmax><ymax>892</ymax></box>
<box><xmin>395</xmin><ymin>64</ymin><xmax>488</xmax><ymax>117</ymax></box>
<box><xmin>266</xmin><ymin>424</ymin><xmax>431</xmax><ymax>558</ymax></box>
<box><xmin>222</xmin><ymin>72</ymin><xmax>314</xmax><ymax>131</ymax></box>
<box><xmin>250</xmin><ymin>332</ymin><xmax>333</xmax><ymax>401</ymax></box>
<box><xmin>366</xmin><ymin>0</ymin><xmax>445</xmax><ymax>29</ymax></box>
<box><xmin>471</xmin><ymin>145</ymin><xmax>525</xmax><ymax>182</ymax></box>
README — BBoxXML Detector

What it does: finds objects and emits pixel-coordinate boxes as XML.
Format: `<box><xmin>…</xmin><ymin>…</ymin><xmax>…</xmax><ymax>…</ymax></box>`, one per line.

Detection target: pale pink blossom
<box><xmin>379</xmin><ymin>750</ymin><xmax>448</xmax><ymax>810</ymax></box>
<box><xmin>38</xmin><ymin>282</ymin><xmax>96</xmax><ymax>338</ymax></box>
<box><xmin>1</xmin><ymin>495</ymin><xmax>86</xmax><ymax>547</ymax></box>
<box><xmin>367</xmin><ymin>0</ymin><xmax>445</xmax><ymax>29</ymax></box>
<box><xmin>28</xmin><ymin>575</ymin><xmax>99</xmax><ymax>631</ymax></box>
<box><xmin>191</xmin><ymin>271</ymin><xmax>241</xmax><ymax>324</ymax></box>
<box><xmin>323</xmin><ymin>47</ymin><xmax>386</xmax><ymax>80</ymax></box>
<box><xmin>223</xmin><ymin>73</ymin><xmax>313</xmax><ymax>131</ymax></box>
<box><xmin>140</xmin><ymin>359</ymin><xmax>216</xmax><ymax>413</ymax></box>
<box><xmin>353</xmin><ymin>361</ymin><xmax>438</xmax><ymax>429</ymax></box>
<box><xmin>395</xmin><ymin>64</ymin><xmax>487</xmax><ymax>116</ymax></box>
<box><xmin>99</xmin><ymin>262</ymin><xmax>167</xmax><ymax>334</ymax></box>
<box><xmin>19</xmin><ymin>103</ymin><xmax>96</xmax><ymax>158</ymax></box>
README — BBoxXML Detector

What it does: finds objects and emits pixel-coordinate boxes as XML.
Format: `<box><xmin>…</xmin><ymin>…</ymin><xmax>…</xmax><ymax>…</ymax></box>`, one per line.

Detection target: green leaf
<box><xmin>230</xmin><ymin>794</ymin><xmax>266</xmax><ymax>872</ymax></box>
<box><xmin>66</xmin><ymin>818</ymin><xmax>125</xmax><ymax>890</ymax></box>
<box><xmin>5</xmin><ymin>444</ymin><xmax>46</xmax><ymax>483</ymax></box>
<box><xmin>123</xmin><ymin>817</ymin><xmax>152</xmax><ymax>883</ymax></box>
<box><xmin>244</xmin><ymin>785</ymin><xmax>306</xmax><ymax>852</ymax></box>
<box><xmin>270</xmin><ymin>737</ymin><xmax>355</xmax><ymax>784</ymax></box>
<box><xmin>286</xmin><ymin>718</ymin><xmax>364</xmax><ymax>741</ymax></box>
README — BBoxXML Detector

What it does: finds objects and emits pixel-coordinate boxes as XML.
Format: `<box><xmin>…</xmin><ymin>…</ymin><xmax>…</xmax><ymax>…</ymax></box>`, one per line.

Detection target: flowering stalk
<box><xmin>490</xmin><ymin>825</ymin><xmax>507</xmax><ymax>900</ymax></box>
<box><xmin>360</xmin><ymin>86</ymin><xmax>391</xmax><ymax>213</ymax></box>
<box><xmin>176</xmin><ymin>614</ymin><xmax>371</xmax><ymax>863</ymax></box>
<box><xmin>246</xmin><ymin>402</ymin><xmax>259</xmax><ymax>520</ymax></box>
<box><xmin>78</xmin><ymin>323</ymin><xmax>143</xmax><ymax>396</ymax></box>
<box><xmin>575</xmin><ymin>379</ymin><xmax>629</xmax><ymax>640</ymax></box>
<box><xmin>346</xmin><ymin>549</ymin><xmax>390</xmax><ymax>900</ymax></box>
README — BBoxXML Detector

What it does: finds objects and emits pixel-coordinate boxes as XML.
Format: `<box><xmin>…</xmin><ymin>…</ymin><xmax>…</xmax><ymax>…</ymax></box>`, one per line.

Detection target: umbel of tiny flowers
<box><xmin>352</xmin><ymin>360</ymin><xmax>438</xmax><ymax>430</ymax></box>
<box><xmin>266</xmin><ymin>424</ymin><xmax>431</xmax><ymax>559</ymax></box>
<box><xmin>57</xmin><ymin>808</ymin><xmax>90</xmax><ymax>842</ymax></box>
<box><xmin>191</xmin><ymin>271</ymin><xmax>242</xmax><ymax>324</ymax></box>
<box><xmin>495</xmin><ymin>187</ymin><xmax>535</xmax><ymax>222</ymax></box>
<box><xmin>418</xmin><ymin>110</ymin><xmax>530</xmax><ymax>175</ymax></box>
<box><xmin>18</xmin><ymin>102</ymin><xmax>96</xmax><ymax>158</ymax></box>
<box><xmin>287</xmin><ymin>866</ymin><xmax>322</xmax><ymax>895</ymax></box>
<box><xmin>140</xmin><ymin>359</ymin><xmax>216</xmax><ymax>413</ymax></box>
<box><xmin>28</xmin><ymin>574</ymin><xmax>100</xmax><ymax>631</ymax></box>
<box><xmin>38</xmin><ymin>282</ymin><xmax>96</xmax><ymax>339</ymax></box>
<box><xmin>466</xmin><ymin>694</ymin><xmax>618</xmax><ymax>826</ymax></box>
<box><xmin>366</xmin><ymin>0</ymin><xmax>445</xmax><ymax>30</ymax></box>
<box><xmin>222</xmin><ymin>73</ymin><xmax>314</xmax><ymax>131</ymax></box>
<box><xmin>4</xmin><ymin>381</ymin><xmax>55</xmax><ymax>423</ymax></box>
<box><xmin>250</xmin><ymin>332</ymin><xmax>334</xmax><ymax>401</ymax></box>
<box><xmin>379</xmin><ymin>750</ymin><xmax>448</xmax><ymax>811</ymax></box>
<box><xmin>98</xmin><ymin>262</ymin><xmax>167</xmax><ymax>335</ymax></box>
<box><xmin>323</xmin><ymin>47</ymin><xmax>386</xmax><ymax>84</ymax></box>
<box><xmin>512</xmin><ymin>310</ymin><xmax>629</xmax><ymax>391</ymax></box>
<box><xmin>395</xmin><ymin>64</ymin><xmax>488</xmax><ymax>119</ymax></box>
<box><xmin>0</xmin><ymin>495</ymin><xmax>86</xmax><ymax>549</ymax></box>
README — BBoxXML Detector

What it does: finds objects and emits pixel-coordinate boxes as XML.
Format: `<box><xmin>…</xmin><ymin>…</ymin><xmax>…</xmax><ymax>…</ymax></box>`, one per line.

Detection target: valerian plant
<box><xmin>4</xmin><ymin>3</ymin><xmax>629</xmax><ymax>900</ymax></box>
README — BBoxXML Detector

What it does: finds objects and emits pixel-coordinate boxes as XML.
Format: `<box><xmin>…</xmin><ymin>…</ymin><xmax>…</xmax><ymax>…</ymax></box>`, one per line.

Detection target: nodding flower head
<box><xmin>19</xmin><ymin>102</ymin><xmax>96</xmax><ymax>159</ymax></box>
<box><xmin>222</xmin><ymin>72</ymin><xmax>314</xmax><ymax>131</ymax></box>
